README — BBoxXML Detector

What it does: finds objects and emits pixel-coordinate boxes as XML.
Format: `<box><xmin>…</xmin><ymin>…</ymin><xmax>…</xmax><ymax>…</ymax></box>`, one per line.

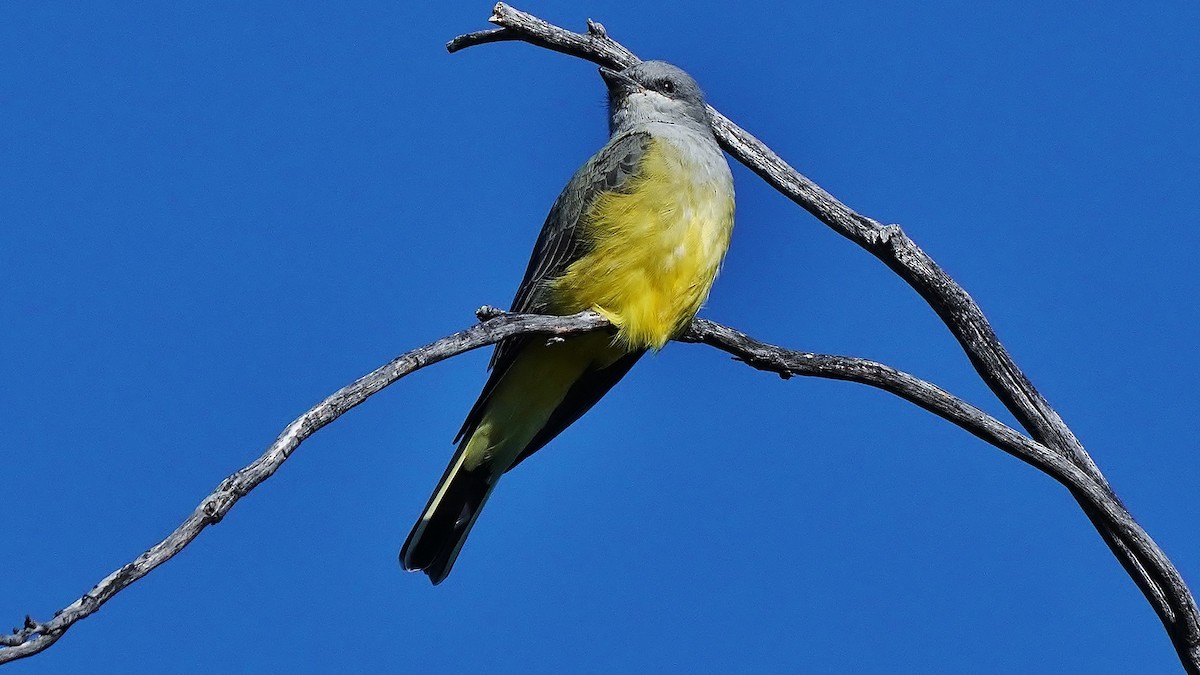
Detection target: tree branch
<box><xmin>0</xmin><ymin>309</ymin><xmax>607</xmax><ymax>664</ymax></box>
<box><xmin>444</xmin><ymin>3</ymin><xmax>1198</xmax><ymax>670</ymax></box>
<box><xmin>2</xmin><ymin>309</ymin><xmax>1147</xmax><ymax>665</ymax></box>
<box><xmin>681</xmin><ymin>319</ymin><xmax>1179</xmax><ymax>601</ymax></box>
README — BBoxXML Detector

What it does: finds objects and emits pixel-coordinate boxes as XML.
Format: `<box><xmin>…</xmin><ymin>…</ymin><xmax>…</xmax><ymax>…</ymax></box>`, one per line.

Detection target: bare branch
<box><xmin>446</xmin><ymin>4</ymin><xmax>637</xmax><ymax>68</ymax></box>
<box><xmin>0</xmin><ymin>310</ymin><xmax>608</xmax><ymax>664</ymax></box>
<box><xmin>3</xmin><ymin>310</ymin><xmax>1184</xmax><ymax>666</ymax></box>
<box><xmin>681</xmin><ymin>319</ymin><xmax>1181</xmax><ymax>609</ymax></box>
<box><xmin>447</xmin><ymin>4</ymin><xmax>1199</xmax><ymax>670</ymax></box>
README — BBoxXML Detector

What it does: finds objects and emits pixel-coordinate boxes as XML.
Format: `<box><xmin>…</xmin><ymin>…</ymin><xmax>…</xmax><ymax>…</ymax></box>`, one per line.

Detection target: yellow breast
<box><xmin>549</xmin><ymin>136</ymin><xmax>735</xmax><ymax>350</ymax></box>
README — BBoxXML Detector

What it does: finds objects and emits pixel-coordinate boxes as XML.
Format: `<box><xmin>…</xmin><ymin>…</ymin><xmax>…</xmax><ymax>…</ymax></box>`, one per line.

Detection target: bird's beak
<box><xmin>599</xmin><ymin>66</ymin><xmax>640</xmax><ymax>95</ymax></box>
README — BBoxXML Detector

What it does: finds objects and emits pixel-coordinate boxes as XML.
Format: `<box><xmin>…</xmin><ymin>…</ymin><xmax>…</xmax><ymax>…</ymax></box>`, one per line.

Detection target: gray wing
<box><xmin>507</xmin><ymin>130</ymin><xmax>652</xmax><ymax>318</ymax></box>
<box><xmin>454</xmin><ymin>130</ymin><xmax>652</xmax><ymax>444</ymax></box>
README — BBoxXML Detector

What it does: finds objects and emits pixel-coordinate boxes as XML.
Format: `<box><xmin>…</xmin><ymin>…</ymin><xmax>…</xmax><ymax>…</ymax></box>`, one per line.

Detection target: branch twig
<box><xmin>444</xmin><ymin>3</ymin><xmax>1198</xmax><ymax>670</ymax></box>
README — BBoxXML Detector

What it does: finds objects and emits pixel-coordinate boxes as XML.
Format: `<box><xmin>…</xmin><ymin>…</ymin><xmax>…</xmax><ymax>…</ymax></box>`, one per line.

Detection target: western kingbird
<box><xmin>401</xmin><ymin>61</ymin><xmax>735</xmax><ymax>584</ymax></box>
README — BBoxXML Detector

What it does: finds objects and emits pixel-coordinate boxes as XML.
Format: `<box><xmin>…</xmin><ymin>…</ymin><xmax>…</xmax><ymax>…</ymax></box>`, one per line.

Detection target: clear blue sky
<box><xmin>3</xmin><ymin>2</ymin><xmax>1198</xmax><ymax>673</ymax></box>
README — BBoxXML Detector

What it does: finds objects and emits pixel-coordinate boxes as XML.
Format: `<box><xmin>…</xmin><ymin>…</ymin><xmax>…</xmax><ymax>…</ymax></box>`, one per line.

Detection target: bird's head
<box><xmin>600</xmin><ymin>60</ymin><xmax>711</xmax><ymax>134</ymax></box>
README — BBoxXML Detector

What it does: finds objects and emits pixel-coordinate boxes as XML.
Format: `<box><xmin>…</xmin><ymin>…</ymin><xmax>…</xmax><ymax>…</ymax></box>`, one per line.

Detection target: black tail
<box><xmin>400</xmin><ymin>451</ymin><xmax>494</xmax><ymax>585</ymax></box>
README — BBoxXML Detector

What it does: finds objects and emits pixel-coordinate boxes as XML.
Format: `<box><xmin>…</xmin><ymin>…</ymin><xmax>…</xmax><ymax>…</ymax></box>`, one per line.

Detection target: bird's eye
<box><xmin>659</xmin><ymin>79</ymin><xmax>676</xmax><ymax>94</ymax></box>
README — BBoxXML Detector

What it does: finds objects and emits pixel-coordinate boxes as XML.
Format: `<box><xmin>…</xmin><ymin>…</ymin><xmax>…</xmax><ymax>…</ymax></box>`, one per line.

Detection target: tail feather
<box><xmin>400</xmin><ymin>447</ymin><xmax>496</xmax><ymax>584</ymax></box>
<box><xmin>402</xmin><ymin>336</ymin><xmax>637</xmax><ymax>584</ymax></box>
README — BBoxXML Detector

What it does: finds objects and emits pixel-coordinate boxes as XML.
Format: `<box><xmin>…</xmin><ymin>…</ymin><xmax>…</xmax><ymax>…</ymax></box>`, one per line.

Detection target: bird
<box><xmin>400</xmin><ymin>60</ymin><xmax>735</xmax><ymax>584</ymax></box>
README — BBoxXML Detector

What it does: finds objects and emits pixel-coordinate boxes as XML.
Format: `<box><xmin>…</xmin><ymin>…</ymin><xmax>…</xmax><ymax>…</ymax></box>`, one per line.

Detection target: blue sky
<box><xmin>3</xmin><ymin>2</ymin><xmax>1198</xmax><ymax>672</ymax></box>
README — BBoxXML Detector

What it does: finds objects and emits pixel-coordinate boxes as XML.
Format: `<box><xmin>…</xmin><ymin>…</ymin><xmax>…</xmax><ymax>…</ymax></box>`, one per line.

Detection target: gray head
<box><xmin>599</xmin><ymin>61</ymin><xmax>711</xmax><ymax>134</ymax></box>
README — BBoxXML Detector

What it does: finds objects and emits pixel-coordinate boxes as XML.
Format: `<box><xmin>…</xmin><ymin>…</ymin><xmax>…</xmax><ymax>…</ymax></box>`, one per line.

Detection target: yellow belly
<box><xmin>549</xmin><ymin>138</ymin><xmax>735</xmax><ymax>350</ymax></box>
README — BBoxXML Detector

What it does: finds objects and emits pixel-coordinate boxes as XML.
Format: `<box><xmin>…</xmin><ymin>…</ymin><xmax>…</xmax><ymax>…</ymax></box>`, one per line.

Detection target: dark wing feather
<box><xmin>507</xmin><ymin>131</ymin><xmax>652</xmax><ymax>322</ymax></box>
<box><xmin>454</xmin><ymin>130</ymin><xmax>652</xmax><ymax>445</ymax></box>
